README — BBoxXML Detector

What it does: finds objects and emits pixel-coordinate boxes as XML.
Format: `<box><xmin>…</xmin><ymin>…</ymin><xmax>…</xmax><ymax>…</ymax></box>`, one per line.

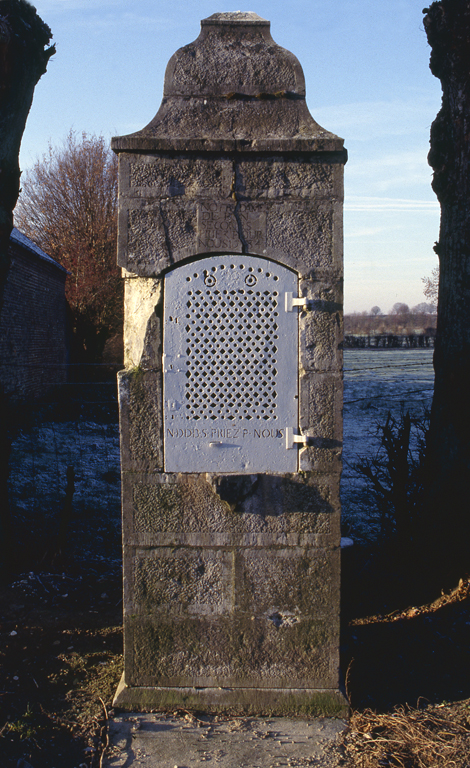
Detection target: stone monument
<box><xmin>112</xmin><ymin>11</ymin><xmax>347</xmax><ymax>716</ymax></box>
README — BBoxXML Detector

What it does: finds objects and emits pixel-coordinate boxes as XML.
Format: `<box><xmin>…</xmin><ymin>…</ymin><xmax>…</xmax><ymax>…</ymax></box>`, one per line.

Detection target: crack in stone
<box><xmin>159</xmin><ymin>202</ymin><xmax>174</xmax><ymax>264</ymax></box>
<box><xmin>231</xmin><ymin>161</ymin><xmax>249</xmax><ymax>254</ymax></box>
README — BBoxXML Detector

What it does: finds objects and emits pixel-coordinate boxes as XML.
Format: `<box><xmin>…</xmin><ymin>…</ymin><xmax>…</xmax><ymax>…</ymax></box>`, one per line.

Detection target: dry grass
<box><xmin>350</xmin><ymin>577</ymin><xmax>470</xmax><ymax>627</ymax></box>
<box><xmin>341</xmin><ymin>566</ymin><xmax>470</xmax><ymax>767</ymax></box>
<box><xmin>344</xmin><ymin>702</ymin><xmax>470</xmax><ymax>768</ymax></box>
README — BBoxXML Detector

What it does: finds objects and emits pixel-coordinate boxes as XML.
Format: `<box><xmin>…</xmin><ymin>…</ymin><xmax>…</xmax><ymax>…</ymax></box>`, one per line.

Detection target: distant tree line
<box><xmin>345</xmin><ymin>303</ymin><xmax>437</xmax><ymax>340</ymax></box>
<box><xmin>345</xmin><ymin>303</ymin><xmax>437</xmax><ymax>347</ymax></box>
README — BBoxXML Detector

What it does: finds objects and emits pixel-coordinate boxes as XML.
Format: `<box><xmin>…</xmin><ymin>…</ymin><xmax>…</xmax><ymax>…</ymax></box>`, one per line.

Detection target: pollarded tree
<box><xmin>423</xmin><ymin>1</ymin><xmax>470</xmax><ymax>578</ymax></box>
<box><xmin>0</xmin><ymin>0</ymin><xmax>54</xmax><ymax>577</ymax></box>
<box><xmin>15</xmin><ymin>131</ymin><xmax>122</xmax><ymax>364</ymax></box>
<box><xmin>0</xmin><ymin>0</ymin><xmax>54</xmax><ymax>312</ymax></box>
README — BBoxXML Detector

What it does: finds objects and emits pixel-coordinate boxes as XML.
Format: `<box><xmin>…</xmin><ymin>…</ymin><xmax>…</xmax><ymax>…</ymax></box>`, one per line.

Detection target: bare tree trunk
<box><xmin>423</xmin><ymin>1</ymin><xmax>470</xmax><ymax>578</ymax></box>
<box><xmin>0</xmin><ymin>0</ymin><xmax>54</xmax><ymax>578</ymax></box>
<box><xmin>0</xmin><ymin>0</ymin><xmax>54</xmax><ymax>305</ymax></box>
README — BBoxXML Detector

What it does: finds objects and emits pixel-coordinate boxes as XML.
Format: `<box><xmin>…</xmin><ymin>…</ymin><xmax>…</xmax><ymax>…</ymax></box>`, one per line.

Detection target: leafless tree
<box><xmin>411</xmin><ymin>302</ymin><xmax>437</xmax><ymax>315</ymax></box>
<box><xmin>422</xmin><ymin>265</ymin><xmax>439</xmax><ymax>306</ymax></box>
<box><xmin>16</xmin><ymin>131</ymin><xmax>122</xmax><ymax>364</ymax></box>
<box><xmin>391</xmin><ymin>302</ymin><xmax>410</xmax><ymax>315</ymax></box>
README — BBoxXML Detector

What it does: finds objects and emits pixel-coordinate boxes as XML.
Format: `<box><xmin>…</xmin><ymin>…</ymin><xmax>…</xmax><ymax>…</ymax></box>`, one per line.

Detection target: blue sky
<box><xmin>19</xmin><ymin>0</ymin><xmax>442</xmax><ymax>313</ymax></box>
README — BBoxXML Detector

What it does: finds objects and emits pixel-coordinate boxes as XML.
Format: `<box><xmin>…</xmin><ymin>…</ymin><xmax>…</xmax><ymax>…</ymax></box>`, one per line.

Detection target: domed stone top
<box><xmin>112</xmin><ymin>12</ymin><xmax>343</xmax><ymax>153</ymax></box>
<box><xmin>163</xmin><ymin>12</ymin><xmax>305</xmax><ymax>99</ymax></box>
<box><xmin>202</xmin><ymin>12</ymin><xmax>269</xmax><ymax>23</ymax></box>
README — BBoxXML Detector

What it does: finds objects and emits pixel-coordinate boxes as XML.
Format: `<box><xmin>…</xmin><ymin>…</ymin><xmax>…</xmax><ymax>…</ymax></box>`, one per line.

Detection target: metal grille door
<box><xmin>163</xmin><ymin>255</ymin><xmax>298</xmax><ymax>472</ymax></box>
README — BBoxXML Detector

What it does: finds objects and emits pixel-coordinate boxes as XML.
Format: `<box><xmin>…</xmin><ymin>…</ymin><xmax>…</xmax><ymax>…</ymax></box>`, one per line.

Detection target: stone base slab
<box><xmin>113</xmin><ymin>673</ymin><xmax>349</xmax><ymax>717</ymax></box>
<box><xmin>104</xmin><ymin>711</ymin><xmax>348</xmax><ymax>768</ymax></box>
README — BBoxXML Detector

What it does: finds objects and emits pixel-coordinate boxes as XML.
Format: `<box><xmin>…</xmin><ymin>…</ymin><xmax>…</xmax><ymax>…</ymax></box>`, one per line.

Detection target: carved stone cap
<box><xmin>163</xmin><ymin>11</ymin><xmax>303</xmax><ymax>98</ymax></box>
<box><xmin>112</xmin><ymin>12</ymin><xmax>344</xmax><ymax>154</ymax></box>
<box><xmin>201</xmin><ymin>12</ymin><xmax>269</xmax><ymax>26</ymax></box>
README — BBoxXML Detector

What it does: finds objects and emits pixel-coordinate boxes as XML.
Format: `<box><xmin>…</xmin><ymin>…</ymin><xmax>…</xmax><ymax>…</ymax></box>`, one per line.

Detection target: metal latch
<box><xmin>285</xmin><ymin>292</ymin><xmax>313</xmax><ymax>312</ymax></box>
<box><xmin>286</xmin><ymin>427</ymin><xmax>311</xmax><ymax>450</ymax></box>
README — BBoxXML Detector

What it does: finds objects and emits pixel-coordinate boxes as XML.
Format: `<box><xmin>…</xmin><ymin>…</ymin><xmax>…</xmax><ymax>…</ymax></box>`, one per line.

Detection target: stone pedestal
<box><xmin>112</xmin><ymin>12</ymin><xmax>347</xmax><ymax>716</ymax></box>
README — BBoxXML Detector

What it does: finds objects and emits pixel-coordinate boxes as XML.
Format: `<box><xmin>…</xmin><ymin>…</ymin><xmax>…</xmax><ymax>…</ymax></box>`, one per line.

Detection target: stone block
<box><xmin>299</xmin><ymin>372</ymin><xmax>343</xmax><ymax>440</ymax></box>
<box><xmin>123</xmin><ymin>277</ymin><xmax>162</xmax><ymax>368</ymax></box>
<box><xmin>123</xmin><ymin>472</ymin><xmax>339</xmax><ymax>543</ymax></box>
<box><xmin>298</xmin><ymin>279</ymin><xmax>343</xmax><ymax>372</ymax></box>
<box><xmin>118</xmin><ymin>370</ymin><xmax>163</xmax><ymax>472</ymax></box>
<box><xmin>266</xmin><ymin>201</ymin><xmax>335</xmax><ymax>273</ymax></box>
<box><xmin>236</xmin><ymin>546</ymin><xmax>339</xmax><ymax>617</ymax></box>
<box><xmin>236</xmin><ymin>156</ymin><xmax>334</xmax><ymax>200</ymax></box>
<box><xmin>121</xmin><ymin>200</ymin><xmax>198</xmax><ymax>274</ymax></box>
<box><xmin>127</xmin><ymin>155</ymin><xmax>233</xmax><ymax>199</ymax></box>
<box><xmin>132</xmin><ymin>547</ymin><xmax>234</xmax><ymax>616</ymax></box>
<box><xmin>125</xmin><ymin>612</ymin><xmax>339</xmax><ymax>689</ymax></box>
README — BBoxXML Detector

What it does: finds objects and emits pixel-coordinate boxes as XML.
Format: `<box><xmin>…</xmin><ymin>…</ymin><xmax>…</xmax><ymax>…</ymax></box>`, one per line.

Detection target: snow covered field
<box><xmin>8</xmin><ymin>384</ymin><xmax>122</xmax><ymax>563</ymax></box>
<box><xmin>7</xmin><ymin>351</ymin><xmax>435</xmax><ymax>549</ymax></box>
<box><xmin>342</xmin><ymin>348</ymin><xmax>434</xmax><ymax>540</ymax></box>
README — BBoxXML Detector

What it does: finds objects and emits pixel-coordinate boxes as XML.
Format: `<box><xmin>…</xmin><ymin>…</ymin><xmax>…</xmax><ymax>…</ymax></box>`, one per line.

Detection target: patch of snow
<box><xmin>10</xmin><ymin>227</ymin><xmax>68</xmax><ymax>272</ymax></box>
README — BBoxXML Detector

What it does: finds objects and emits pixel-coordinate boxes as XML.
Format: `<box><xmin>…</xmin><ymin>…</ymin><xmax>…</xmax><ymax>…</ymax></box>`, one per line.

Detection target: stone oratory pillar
<box><xmin>112</xmin><ymin>12</ymin><xmax>347</xmax><ymax>715</ymax></box>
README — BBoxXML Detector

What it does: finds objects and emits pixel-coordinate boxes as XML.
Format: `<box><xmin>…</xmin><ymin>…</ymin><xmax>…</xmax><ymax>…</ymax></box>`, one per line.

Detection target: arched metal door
<box><xmin>163</xmin><ymin>255</ymin><xmax>298</xmax><ymax>472</ymax></box>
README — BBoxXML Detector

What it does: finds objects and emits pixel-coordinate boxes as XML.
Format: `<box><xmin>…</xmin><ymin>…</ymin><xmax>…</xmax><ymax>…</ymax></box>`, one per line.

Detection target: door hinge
<box><xmin>285</xmin><ymin>292</ymin><xmax>313</xmax><ymax>312</ymax></box>
<box><xmin>286</xmin><ymin>427</ymin><xmax>311</xmax><ymax>449</ymax></box>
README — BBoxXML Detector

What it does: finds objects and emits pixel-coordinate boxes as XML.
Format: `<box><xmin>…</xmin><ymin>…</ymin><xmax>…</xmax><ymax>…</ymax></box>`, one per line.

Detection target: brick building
<box><xmin>0</xmin><ymin>228</ymin><xmax>68</xmax><ymax>400</ymax></box>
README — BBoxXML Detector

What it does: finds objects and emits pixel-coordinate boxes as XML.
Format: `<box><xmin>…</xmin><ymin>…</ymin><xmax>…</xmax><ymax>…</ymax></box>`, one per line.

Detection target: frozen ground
<box><xmin>7</xmin><ymin>351</ymin><xmax>435</xmax><ymax>550</ymax></box>
<box><xmin>7</xmin><ymin>383</ymin><xmax>122</xmax><ymax>568</ymax></box>
<box><xmin>342</xmin><ymin>348</ymin><xmax>434</xmax><ymax>541</ymax></box>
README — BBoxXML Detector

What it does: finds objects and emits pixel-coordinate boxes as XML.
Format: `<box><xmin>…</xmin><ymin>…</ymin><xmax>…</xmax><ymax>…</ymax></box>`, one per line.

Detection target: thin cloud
<box><xmin>345</xmin><ymin>148</ymin><xmax>435</xmax><ymax>196</ymax></box>
<box><xmin>314</xmin><ymin>96</ymin><xmax>439</xmax><ymax>141</ymax></box>
<box><xmin>36</xmin><ymin>0</ymin><xmax>123</xmax><ymax>10</ymax></box>
<box><xmin>75</xmin><ymin>11</ymin><xmax>176</xmax><ymax>31</ymax></box>
<box><xmin>37</xmin><ymin>2</ymin><xmax>176</xmax><ymax>31</ymax></box>
<box><xmin>346</xmin><ymin>225</ymin><xmax>388</xmax><ymax>238</ymax></box>
<box><xmin>345</xmin><ymin>196</ymin><xmax>439</xmax><ymax>212</ymax></box>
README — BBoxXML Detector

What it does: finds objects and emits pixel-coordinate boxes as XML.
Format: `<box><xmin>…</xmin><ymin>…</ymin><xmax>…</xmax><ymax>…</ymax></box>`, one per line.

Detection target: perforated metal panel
<box><xmin>163</xmin><ymin>255</ymin><xmax>298</xmax><ymax>472</ymax></box>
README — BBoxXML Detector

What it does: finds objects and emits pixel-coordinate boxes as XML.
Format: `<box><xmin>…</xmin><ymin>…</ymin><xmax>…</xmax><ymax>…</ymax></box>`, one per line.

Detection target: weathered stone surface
<box><xmin>299</xmin><ymin>280</ymin><xmax>343</xmax><ymax>373</ymax></box>
<box><xmin>104</xmin><ymin>713</ymin><xmax>348</xmax><ymax>766</ymax></box>
<box><xmin>132</xmin><ymin>548</ymin><xmax>234</xmax><ymax>616</ymax></box>
<box><xmin>267</xmin><ymin>202</ymin><xmax>333</xmax><ymax>268</ymax></box>
<box><xmin>236</xmin><ymin>157</ymin><xmax>335</xmax><ymax>200</ymax></box>
<box><xmin>114</xmin><ymin>12</ymin><xmax>346</xmax><ymax>716</ymax></box>
<box><xmin>299</xmin><ymin>373</ymin><xmax>343</xmax><ymax>440</ymax></box>
<box><xmin>112</xmin><ymin>683</ymin><xmax>348</xmax><ymax>717</ymax></box>
<box><xmin>122</xmin><ymin>472</ymin><xmax>338</xmax><ymax>540</ymax></box>
<box><xmin>118</xmin><ymin>370</ymin><xmax>163</xmax><ymax>472</ymax></box>
<box><xmin>112</xmin><ymin>13</ymin><xmax>344</xmax><ymax>153</ymax></box>
<box><xmin>165</xmin><ymin>13</ymin><xmax>303</xmax><ymax>99</ymax></box>
<box><xmin>125</xmin><ymin>613</ymin><xmax>338</xmax><ymax>689</ymax></box>
<box><xmin>130</xmin><ymin>544</ymin><xmax>339</xmax><ymax>620</ymax></box>
<box><xmin>123</xmin><ymin>277</ymin><xmax>162</xmax><ymax>369</ymax></box>
<box><xmin>236</xmin><ymin>547</ymin><xmax>339</xmax><ymax>616</ymax></box>
<box><xmin>197</xmin><ymin>200</ymin><xmax>267</xmax><ymax>254</ymax></box>
<box><xmin>126</xmin><ymin>200</ymin><xmax>197</xmax><ymax>270</ymax></box>
<box><xmin>117</xmin><ymin>149</ymin><xmax>344</xmax><ymax>276</ymax></box>
<box><xmin>128</xmin><ymin>156</ymin><xmax>232</xmax><ymax>197</ymax></box>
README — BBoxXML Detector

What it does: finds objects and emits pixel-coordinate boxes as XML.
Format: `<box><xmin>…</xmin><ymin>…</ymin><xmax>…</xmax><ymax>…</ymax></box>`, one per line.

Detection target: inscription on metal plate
<box><xmin>163</xmin><ymin>255</ymin><xmax>298</xmax><ymax>472</ymax></box>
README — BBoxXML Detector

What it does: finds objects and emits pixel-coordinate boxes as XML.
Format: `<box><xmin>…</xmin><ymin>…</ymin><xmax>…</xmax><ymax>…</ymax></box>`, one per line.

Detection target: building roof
<box><xmin>10</xmin><ymin>227</ymin><xmax>68</xmax><ymax>273</ymax></box>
